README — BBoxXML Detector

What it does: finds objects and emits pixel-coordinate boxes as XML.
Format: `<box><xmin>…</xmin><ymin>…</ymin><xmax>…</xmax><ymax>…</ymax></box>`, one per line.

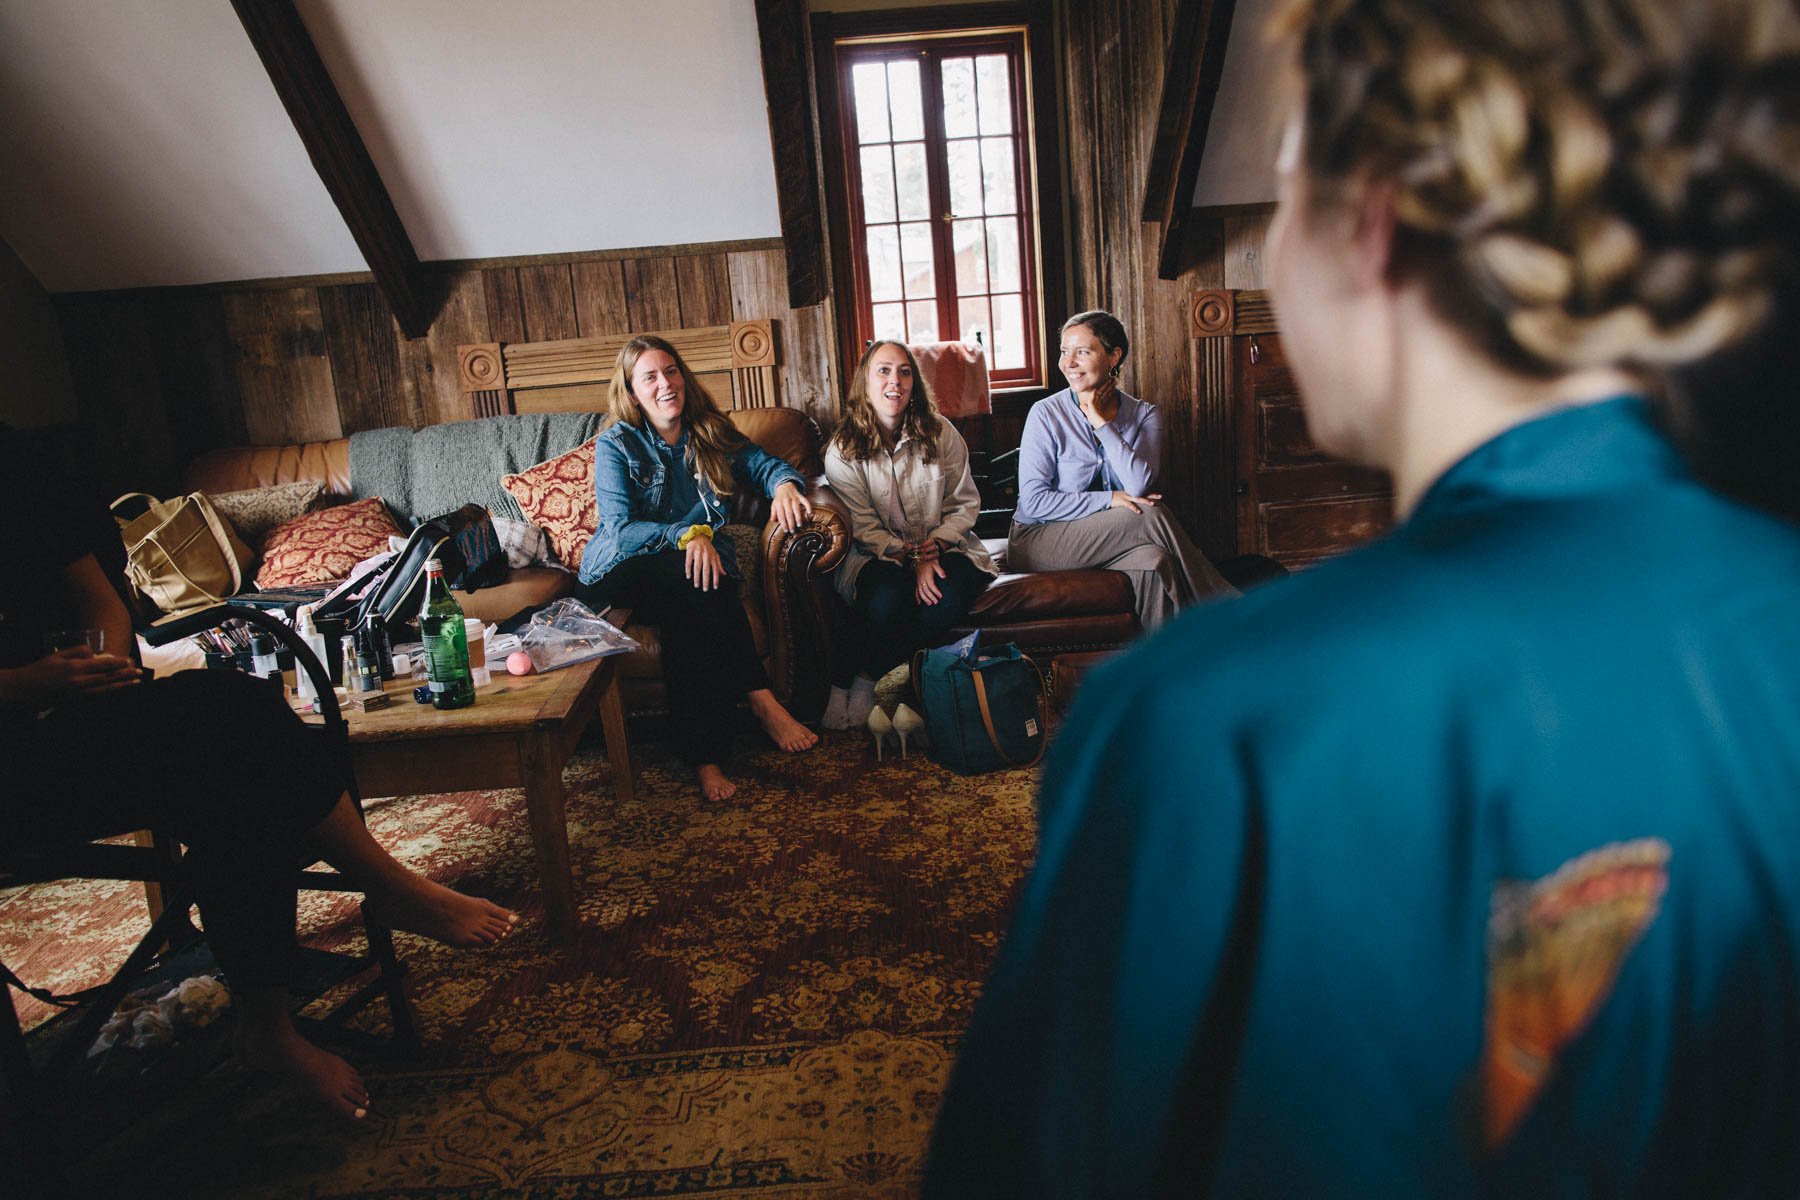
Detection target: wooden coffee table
<box><xmin>307</xmin><ymin>655</ymin><xmax>632</xmax><ymax>940</ymax></box>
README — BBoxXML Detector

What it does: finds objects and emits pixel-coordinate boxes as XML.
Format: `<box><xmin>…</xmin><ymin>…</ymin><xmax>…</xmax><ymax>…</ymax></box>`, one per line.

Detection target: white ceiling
<box><xmin>0</xmin><ymin>0</ymin><xmax>1276</xmax><ymax>295</ymax></box>
<box><xmin>0</xmin><ymin>0</ymin><xmax>782</xmax><ymax>293</ymax></box>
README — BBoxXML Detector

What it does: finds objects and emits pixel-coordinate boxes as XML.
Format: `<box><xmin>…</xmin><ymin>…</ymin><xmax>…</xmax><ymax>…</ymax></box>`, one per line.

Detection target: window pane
<box><xmin>893</xmin><ymin>142</ymin><xmax>930</xmax><ymax>222</ymax></box>
<box><xmin>941</xmin><ymin>57</ymin><xmax>977</xmax><ymax>138</ymax></box>
<box><xmin>981</xmin><ymin>137</ymin><xmax>1017</xmax><ymax>215</ymax></box>
<box><xmin>958</xmin><ymin>295</ymin><xmax>992</xmax><ymax>356</ymax></box>
<box><xmin>906</xmin><ymin>301</ymin><xmax>939</xmax><ymax>343</ymax></box>
<box><xmin>859</xmin><ymin>146</ymin><xmax>897</xmax><ymax>224</ymax></box>
<box><xmin>986</xmin><ymin>218</ymin><xmax>1022</xmax><ymax>292</ymax></box>
<box><xmin>899</xmin><ymin>221</ymin><xmax>936</xmax><ymax>300</ymax></box>
<box><xmin>976</xmin><ymin>55</ymin><xmax>1012</xmax><ymax>135</ymax></box>
<box><xmin>866</xmin><ymin>225</ymin><xmax>902</xmax><ymax>302</ymax></box>
<box><xmin>872</xmin><ymin>302</ymin><xmax>907</xmax><ymax>343</ymax></box>
<box><xmin>887</xmin><ymin>60</ymin><xmax>924</xmax><ymax>142</ymax></box>
<box><xmin>992</xmin><ymin>293</ymin><xmax>1025</xmax><ymax>369</ymax></box>
<box><xmin>852</xmin><ymin>62</ymin><xmax>890</xmax><ymax>144</ymax></box>
<box><xmin>946</xmin><ymin>139</ymin><xmax>983</xmax><ymax>218</ymax></box>
<box><xmin>953</xmin><ymin>218</ymin><xmax>989</xmax><ymax>293</ymax></box>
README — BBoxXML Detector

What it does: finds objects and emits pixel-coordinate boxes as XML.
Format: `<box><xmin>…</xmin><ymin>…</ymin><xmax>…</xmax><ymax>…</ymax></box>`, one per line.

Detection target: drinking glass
<box><xmin>48</xmin><ymin>628</ymin><xmax>105</xmax><ymax>654</ymax></box>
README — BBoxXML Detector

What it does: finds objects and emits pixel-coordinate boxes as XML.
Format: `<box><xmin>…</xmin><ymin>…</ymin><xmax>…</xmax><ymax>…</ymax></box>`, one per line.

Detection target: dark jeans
<box><xmin>3</xmin><ymin>670</ymin><xmax>344</xmax><ymax>989</ymax></box>
<box><xmin>576</xmin><ymin>550</ymin><xmax>770</xmax><ymax>768</ymax></box>
<box><xmin>840</xmin><ymin>552</ymin><xmax>990</xmax><ymax>685</ymax></box>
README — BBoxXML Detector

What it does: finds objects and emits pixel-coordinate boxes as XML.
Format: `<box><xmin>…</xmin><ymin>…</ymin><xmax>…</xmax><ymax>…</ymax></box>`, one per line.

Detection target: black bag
<box><xmin>316</xmin><ymin>505</ymin><xmax>504</xmax><ymax>635</ymax></box>
<box><xmin>316</xmin><ymin>517</ymin><xmax>455</xmax><ymax>636</ymax></box>
<box><xmin>439</xmin><ymin>503</ymin><xmax>508</xmax><ymax>592</ymax></box>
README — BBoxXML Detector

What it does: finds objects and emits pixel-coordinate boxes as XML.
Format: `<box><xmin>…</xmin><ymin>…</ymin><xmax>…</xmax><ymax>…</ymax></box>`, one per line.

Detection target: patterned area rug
<box><xmin>1</xmin><ymin>727</ymin><xmax>1040</xmax><ymax>1197</ymax></box>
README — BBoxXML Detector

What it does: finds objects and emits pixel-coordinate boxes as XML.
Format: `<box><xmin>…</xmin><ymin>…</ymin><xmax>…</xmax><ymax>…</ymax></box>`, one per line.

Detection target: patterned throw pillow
<box><xmin>502</xmin><ymin>439</ymin><xmax>597</xmax><ymax>570</ymax></box>
<box><xmin>207</xmin><ymin>480</ymin><xmax>329</xmax><ymax>551</ymax></box>
<box><xmin>256</xmin><ymin>497</ymin><xmax>404</xmax><ymax>588</ymax></box>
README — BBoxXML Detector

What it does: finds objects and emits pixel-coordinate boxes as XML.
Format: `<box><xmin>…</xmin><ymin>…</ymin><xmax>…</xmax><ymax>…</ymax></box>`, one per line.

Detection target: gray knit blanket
<box><xmin>348</xmin><ymin>412</ymin><xmax>604</xmax><ymax>526</ymax></box>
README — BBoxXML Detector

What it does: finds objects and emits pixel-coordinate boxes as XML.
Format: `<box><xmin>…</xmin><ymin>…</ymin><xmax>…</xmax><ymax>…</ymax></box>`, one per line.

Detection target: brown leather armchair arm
<box><xmin>757</xmin><ymin>482</ymin><xmax>849</xmax><ymax>719</ymax></box>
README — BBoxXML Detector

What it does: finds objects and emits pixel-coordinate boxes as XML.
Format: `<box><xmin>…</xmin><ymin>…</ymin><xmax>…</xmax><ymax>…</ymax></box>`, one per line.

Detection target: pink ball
<box><xmin>506</xmin><ymin>651</ymin><xmax>535</xmax><ymax>676</ymax></box>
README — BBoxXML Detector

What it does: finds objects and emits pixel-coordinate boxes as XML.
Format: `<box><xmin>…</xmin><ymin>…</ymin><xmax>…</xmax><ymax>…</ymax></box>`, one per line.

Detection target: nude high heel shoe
<box><xmin>866</xmin><ymin>705</ymin><xmax>894</xmax><ymax>761</ymax></box>
<box><xmin>891</xmin><ymin>703</ymin><xmax>925</xmax><ymax>757</ymax></box>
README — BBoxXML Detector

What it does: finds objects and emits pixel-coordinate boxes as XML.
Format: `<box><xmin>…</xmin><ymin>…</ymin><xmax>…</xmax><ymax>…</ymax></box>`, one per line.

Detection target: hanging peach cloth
<box><xmin>909</xmin><ymin>341</ymin><xmax>991</xmax><ymax>419</ymax></box>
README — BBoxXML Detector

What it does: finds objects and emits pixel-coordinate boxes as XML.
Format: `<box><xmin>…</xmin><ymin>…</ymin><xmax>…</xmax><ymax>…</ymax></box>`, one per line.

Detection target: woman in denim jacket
<box><xmin>821</xmin><ymin>340</ymin><xmax>997</xmax><ymax>730</ymax></box>
<box><xmin>576</xmin><ymin>334</ymin><xmax>817</xmax><ymax>802</ymax></box>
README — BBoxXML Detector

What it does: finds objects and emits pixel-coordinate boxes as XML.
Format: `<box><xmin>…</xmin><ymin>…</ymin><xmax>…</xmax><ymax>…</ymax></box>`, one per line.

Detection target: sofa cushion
<box><xmin>452</xmin><ymin>567</ymin><xmax>574</xmax><ymax>625</ymax></box>
<box><xmin>207</xmin><ymin>480</ymin><xmax>329</xmax><ymax>550</ymax></box>
<box><xmin>256</xmin><ymin>497</ymin><xmax>404</xmax><ymax>588</ymax></box>
<box><xmin>502</xmin><ymin>438</ymin><xmax>598</xmax><ymax>569</ymax></box>
<box><xmin>969</xmin><ymin>569</ymin><xmax>1135</xmax><ymax>622</ymax></box>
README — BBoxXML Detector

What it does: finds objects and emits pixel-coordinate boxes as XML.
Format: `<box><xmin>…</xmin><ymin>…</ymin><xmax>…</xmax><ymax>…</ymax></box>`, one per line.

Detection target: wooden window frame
<box><xmin>813</xmin><ymin>4</ymin><xmax>1066</xmax><ymax>401</ymax></box>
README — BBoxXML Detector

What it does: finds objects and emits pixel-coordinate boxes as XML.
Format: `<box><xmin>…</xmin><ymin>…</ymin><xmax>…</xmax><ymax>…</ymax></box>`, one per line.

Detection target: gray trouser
<box><xmin>1007</xmin><ymin>504</ymin><xmax>1235</xmax><ymax>632</ymax></box>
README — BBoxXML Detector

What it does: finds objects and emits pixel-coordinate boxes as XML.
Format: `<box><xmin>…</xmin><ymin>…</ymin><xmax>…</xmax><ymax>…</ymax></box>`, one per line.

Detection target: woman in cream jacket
<box><xmin>821</xmin><ymin>340</ymin><xmax>996</xmax><ymax>730</ymax></box>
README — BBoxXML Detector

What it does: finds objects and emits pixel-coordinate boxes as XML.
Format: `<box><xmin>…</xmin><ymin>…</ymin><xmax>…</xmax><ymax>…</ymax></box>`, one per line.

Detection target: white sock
<box><xmin>846</xmin><ymin>675</ymin><xmax>878</xmax><ymax>727</ymax></box>
<box><xmin>821</xmin><ymin>685</ymin><xmax>853</xmax><ymax>731</ymax></box>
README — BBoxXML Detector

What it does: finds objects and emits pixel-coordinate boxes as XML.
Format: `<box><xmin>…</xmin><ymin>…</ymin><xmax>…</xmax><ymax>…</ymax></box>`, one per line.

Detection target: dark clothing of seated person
<box><xmin>0</xmin><ymin>425</ymin><xmax>516</xmax><ymax>1120</ymax></box>
<box><xmin>573</xmin><ymin>334</ymin><xmax>817</xmax><ymax>803</ymax></box>
<box><xmin>925</xmin><ymin>0</ymin><xmax>1800</xmax><ymax>1194</ymax></box>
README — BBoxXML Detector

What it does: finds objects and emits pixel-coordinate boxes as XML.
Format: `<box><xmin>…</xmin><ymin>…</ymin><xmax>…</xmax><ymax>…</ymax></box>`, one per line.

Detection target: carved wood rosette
<box><xmin>731</xmin><ymin>319</ymin><xmax>778</xmax><ymax>409</ymax></box>
<box><xmin>1190</xmin><ymin>288</ymin><xmax>1278</xmax><ymax>338</ymax></box>
<box><xmin>459</xmin><ymin>343</ymin><xmax>510</xmax><ymax>417</ymax></box>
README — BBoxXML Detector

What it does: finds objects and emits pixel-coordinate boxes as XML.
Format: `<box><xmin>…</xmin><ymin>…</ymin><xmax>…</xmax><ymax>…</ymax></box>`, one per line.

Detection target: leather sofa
<box><xmin>184</xmin><ymin>408</ymin><xmax>850</xmax><ymax>719</ymax></box>
<box><xmin>183</xmin><ymin>409</ymin><xmax>1228</xmax><ymax>721</ymax></box>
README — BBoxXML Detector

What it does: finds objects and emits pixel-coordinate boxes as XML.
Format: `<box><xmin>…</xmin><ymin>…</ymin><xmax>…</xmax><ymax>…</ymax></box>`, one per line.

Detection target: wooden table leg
<box><xmin>520</xmin><ymin>736</ymin><xmax>578</xmax><ymax>941</ymax></box>
<box><xmin>599</xmin><ymin>663</ymin><xmax>635</xmax><ymax>805</ymax></box>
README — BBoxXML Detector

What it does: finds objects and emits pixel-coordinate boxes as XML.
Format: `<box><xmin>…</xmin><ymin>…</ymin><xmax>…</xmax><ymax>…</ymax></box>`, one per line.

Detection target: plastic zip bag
<box><xmin>518</xmin><ymin>598</ymin><xmax>639</xmax><ymax>672</ymax></box>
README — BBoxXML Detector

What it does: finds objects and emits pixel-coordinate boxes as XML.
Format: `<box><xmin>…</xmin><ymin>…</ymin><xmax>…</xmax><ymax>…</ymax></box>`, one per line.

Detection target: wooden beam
<box><xmin>754</xmin><ymin>0</ymin><xmax>828</xmax><ymax>309</ymax></box>
<box><xmin>1142</xmin><ymin>0</ymin><xmax>1239</xmax><ymax>280</ymax></box>
<box><xmin>230</xmin><ymin>0</ymin><xmax>438</xmax><ymax>338</ymax></box>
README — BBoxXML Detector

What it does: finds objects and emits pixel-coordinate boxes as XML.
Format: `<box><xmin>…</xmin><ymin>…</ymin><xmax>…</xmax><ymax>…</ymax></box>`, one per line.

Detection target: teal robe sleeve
<box><xmin>923</xmin><ymin>652</ymin><xmax>1259</xmax><ymax>1197</ymax></box>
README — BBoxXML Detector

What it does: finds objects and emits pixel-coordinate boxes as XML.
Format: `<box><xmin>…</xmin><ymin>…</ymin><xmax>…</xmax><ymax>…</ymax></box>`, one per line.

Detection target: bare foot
<box><xmin>375</xmin><ymin>878</ymin><xmax>518</xmax><ymax>947</ymax></box>
<box><xmin>240</xmin><ymin>1021</ymin><xmax>370</xmax><ymax>1121</ymax></box>
<box><xmin>748</xmin><ymin>690</ymin><xmax>818</xmax><ymax>753</ymax></box>
<box><xmin>697</xmin><ymin>763</ymin><xmax>738</xmax><ymax>802</ymax></box>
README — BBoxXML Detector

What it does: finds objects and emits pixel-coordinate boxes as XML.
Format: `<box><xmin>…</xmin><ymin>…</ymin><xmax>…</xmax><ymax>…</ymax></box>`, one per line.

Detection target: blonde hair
<box><xmin>1278</xmin><ymin>0</ymin><xmax>1800</xmax><ymax>375</ymax></box>
<box><xmin>606</xmin><ymin>335</ymin><xmax>744</xmax><ymax>496</ymax></box>
<box><xmin>831</xmin><ymin>340</ymin><xmax>945</xmax><ymax>464</ymax></box>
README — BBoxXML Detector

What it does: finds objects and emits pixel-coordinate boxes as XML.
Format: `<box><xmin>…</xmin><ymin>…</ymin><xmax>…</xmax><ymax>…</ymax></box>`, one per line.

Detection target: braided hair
<box><xmin>1279</xmin><ymin>0</ymin><xmax>1800</xmax><ymax>377</ymax></box>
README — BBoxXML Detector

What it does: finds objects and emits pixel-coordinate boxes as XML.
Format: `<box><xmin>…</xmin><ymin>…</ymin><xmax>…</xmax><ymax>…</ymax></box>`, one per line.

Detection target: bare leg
<box><xmin>697</xmin><ymin>763</ymin><xmax>738</xmax><ymax>802</ymax></box>
<box><xmin>235</xmin><ymin>987</ymin><xmax>369</xmax><ymax>1121</ymax></box>
<box><xmin>302</xmin><ymin>792</ymin><xmax>518</xmax><ymax>946</ymax></box>
<box><xmin>748</xmin><ymin>688</ymin><xmax>818</xmax><ymax>752</ymax></box>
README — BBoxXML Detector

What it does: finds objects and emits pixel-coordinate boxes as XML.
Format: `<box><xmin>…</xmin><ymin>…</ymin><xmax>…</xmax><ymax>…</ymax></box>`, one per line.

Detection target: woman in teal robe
<box><xmin>924</xmin><ymin>0</ymin><xmax>1800</xmax><ymax>1194</ymax></box>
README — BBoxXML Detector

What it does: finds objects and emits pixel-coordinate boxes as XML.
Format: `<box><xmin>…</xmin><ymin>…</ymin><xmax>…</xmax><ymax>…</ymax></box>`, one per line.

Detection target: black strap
<box><xmin>1</xmin><ymin>960</ymin><xmax>97</xmax><ymax>1009</ymax></box>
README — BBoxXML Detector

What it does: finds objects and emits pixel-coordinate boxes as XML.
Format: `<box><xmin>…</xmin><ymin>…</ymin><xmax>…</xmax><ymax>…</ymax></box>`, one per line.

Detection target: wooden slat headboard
<box><xmin>458</xmin><ymin>319</ymin><xmax>778</xmax><ymax>419</ymax></box>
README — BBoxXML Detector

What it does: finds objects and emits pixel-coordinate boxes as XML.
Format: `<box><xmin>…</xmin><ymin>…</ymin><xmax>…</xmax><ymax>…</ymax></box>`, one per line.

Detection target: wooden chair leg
<box><xmin>359</xmin><ymin>903</ymin><xmax>420</xmax><ymax>1057</ymax></box>
<box><xmin>2</xmin><ymin>983</ymin><xmax>71</xmax><ymax>1197</ymax></box>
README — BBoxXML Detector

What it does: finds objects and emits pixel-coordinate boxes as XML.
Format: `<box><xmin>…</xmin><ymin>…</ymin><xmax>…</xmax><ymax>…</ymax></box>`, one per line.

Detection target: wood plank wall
<box><xmin>1057</xmin><ymin>0</ymin><xmax>1273</xmax><ymax>562</ymax></box>
<box><xmin>52</xmin><ymin>241</ymin><xmax>838</xmax><ymax>497</ymax></box>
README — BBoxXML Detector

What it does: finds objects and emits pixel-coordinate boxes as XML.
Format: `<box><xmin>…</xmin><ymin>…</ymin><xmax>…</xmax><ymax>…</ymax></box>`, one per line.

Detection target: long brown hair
<box><xmin>606</xmin><ymin>335</ymin><xmax>745</xmax><ymax>496</ymax></box>
<box><xmin>831</xmin><ymin>340</ymin><xmax>944</xmax><ymax>464</ymax></box>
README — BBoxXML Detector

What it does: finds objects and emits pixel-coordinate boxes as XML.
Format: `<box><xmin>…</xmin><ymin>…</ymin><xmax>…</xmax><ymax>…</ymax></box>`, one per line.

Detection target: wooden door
<box><xmin>1234</xmin><ymin>332</ymin><xmax>1393</xmax><ymax>568</ymax></box>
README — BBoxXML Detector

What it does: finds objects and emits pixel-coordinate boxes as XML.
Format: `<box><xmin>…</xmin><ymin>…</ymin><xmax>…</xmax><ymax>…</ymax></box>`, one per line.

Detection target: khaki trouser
<box><xmin>1006</xmin><ymin>504</ymin><xmax>1235</xmax><ymax>632</ymax></box>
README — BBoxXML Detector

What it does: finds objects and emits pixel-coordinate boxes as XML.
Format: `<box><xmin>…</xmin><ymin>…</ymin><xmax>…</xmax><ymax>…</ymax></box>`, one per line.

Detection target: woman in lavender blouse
<box><xmin>1006</xmin><ymin>310</ymin><xmax>1233</xmax><ymax>632</ymax></box>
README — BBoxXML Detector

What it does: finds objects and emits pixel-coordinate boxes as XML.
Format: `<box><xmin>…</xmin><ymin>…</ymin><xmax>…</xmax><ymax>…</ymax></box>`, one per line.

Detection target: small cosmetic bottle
<box><xmin>249</xmin><ymin>632</ymin><xmax>280</xmax><ymax>681</ymax></box>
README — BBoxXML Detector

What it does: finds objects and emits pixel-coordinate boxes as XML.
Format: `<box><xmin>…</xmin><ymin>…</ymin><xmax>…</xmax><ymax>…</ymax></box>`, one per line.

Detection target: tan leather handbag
<box><xmin>111</xmin><ymin>491</ymin><xmax>255</xmax><ymax>617</ymax></box>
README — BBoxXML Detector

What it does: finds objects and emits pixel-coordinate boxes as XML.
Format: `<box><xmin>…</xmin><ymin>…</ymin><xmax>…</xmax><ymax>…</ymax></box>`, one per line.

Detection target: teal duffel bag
<box><xmin>911</xmin><ymin>639</ymin><xmax>1050</xmax><ymax>774</ymax></box>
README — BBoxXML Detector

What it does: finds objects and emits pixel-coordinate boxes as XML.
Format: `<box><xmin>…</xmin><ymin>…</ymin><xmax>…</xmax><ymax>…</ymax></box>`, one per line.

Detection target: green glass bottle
<box><xmin>419</xmin><ymin>558</ymin><xmax>475</xmax><ymax>710</ymax></box>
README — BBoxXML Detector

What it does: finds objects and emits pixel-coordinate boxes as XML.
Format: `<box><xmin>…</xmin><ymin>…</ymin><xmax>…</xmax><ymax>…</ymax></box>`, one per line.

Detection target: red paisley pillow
<box><xmin>502</xmin><ymin>438</ymin><xmax>596</xmax><ymax>569</ymax></box>
<box><xmin>256</xmin><ymin>497</ymin><xmax>403</xmax><ymax>588</ymax></box>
